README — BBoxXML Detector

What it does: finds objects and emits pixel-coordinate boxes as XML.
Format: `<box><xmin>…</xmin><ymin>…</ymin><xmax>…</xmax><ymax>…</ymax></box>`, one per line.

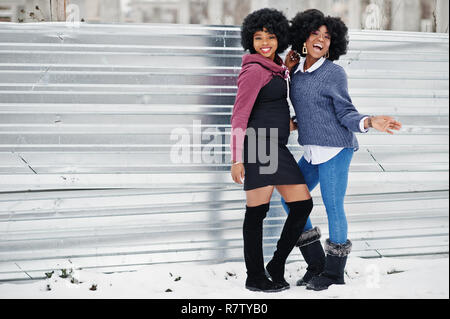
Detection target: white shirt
<box><xmin>293</xmin><ymin>57</ymin><xmax>368</xmax><ymax>164</ymax></box>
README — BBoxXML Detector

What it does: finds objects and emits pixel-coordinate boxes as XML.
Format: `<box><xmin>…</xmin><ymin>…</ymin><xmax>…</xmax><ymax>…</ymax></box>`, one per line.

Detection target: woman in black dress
<box><xmin>230</xmin><ymin>8</ymin><xmax>313</xmax><ymax>292</ymax></box>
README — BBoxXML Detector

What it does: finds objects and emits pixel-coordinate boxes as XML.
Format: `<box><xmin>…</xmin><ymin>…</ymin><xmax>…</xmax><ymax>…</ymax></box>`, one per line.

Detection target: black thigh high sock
<box><xmin>267</xmin><ymin>198</ymin><xmax>314</xmax><ymax>281</ymax></box>
<box><xmin>243</xmin><ymin>202</ymin><xmax>270</xmax><ymax>279</ymax></box>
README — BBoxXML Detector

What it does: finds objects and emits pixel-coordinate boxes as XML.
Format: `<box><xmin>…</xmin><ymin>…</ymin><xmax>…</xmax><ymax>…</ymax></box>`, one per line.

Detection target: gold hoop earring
<box><xmin>302</xmin><ymin>43</ymin><xmax>307</xmax><ymax>55</ymax></box>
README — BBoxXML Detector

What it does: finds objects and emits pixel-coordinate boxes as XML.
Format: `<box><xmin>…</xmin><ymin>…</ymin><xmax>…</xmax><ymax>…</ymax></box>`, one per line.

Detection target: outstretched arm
<box><xmin>330</xmin><ymin>67</ymin><xmax>368</xmax><ymax>133</ymax></box>
<box><xmin>331</xmin><ymin>67</ymin><xmax>402</xmax><ymax>135</ymax></box>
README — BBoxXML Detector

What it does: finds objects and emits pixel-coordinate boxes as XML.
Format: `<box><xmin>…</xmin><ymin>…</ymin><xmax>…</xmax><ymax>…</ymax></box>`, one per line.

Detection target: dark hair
<box><xmin>290</xmin><ymin>9</ymin><xmax>349</xmax><ymax>61</ymax></box>
<box><xmin>240</xmin><ymin>8</ymin><xmax>290</xmax><ymax>54</ymax></box>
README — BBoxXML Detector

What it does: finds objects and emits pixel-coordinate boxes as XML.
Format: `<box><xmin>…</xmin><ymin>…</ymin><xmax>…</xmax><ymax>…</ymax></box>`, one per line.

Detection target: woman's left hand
<box><xmin>289</xmin><ymin>118</ymin><xmax>298</xmax><ymax>132</ymax></box>
<box><xmin>368</xmin><ymin>116</ymin><xmax>402</xmax><ymax>134</ymax></box>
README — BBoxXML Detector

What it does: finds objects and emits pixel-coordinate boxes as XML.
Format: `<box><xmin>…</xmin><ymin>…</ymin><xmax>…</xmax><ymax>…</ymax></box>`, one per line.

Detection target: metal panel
<box><xmin>0</xmin><ymin>22</ymin><xmax>448</xmax><ymax>281</ymax></box>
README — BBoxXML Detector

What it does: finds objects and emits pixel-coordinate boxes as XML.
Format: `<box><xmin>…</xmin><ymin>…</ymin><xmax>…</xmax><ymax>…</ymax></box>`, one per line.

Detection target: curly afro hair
<box><xmin>240</xmin><ymin>8</ymin><xmax>290</xmax><ymax>54</ymax></box>
<box><xmin>290</xmin><ymin>9</ymin><xmax>349</xmax><ymax>61</ymax></box>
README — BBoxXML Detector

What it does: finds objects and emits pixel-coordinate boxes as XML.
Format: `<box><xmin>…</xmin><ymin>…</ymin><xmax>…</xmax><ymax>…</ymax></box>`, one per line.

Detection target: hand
<box><xmin>289</xmin><ymin>118</ymin><xmax>298</xmax><ymax>132</ymax></box>
<box><xmin>284</xmin><ymin>50</ymin><xmax>300</xmax><ymax>72</ymax></box>
<box><xmin>367</xmin><ymin>116</ymin><xmax>402</xmax><ymax>134</ymax></box>
<box><xmin>231</xmin><ymin>162</ymin><xmax>245</xmax><ymax>184</ymax></box>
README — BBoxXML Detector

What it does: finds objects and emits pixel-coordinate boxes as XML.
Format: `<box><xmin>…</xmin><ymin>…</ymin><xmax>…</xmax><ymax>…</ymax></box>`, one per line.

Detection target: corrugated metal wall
<box><xmin>0</xmin><ymin>22</ymin><xmax>448</xmax><ymax>282</ymax></box>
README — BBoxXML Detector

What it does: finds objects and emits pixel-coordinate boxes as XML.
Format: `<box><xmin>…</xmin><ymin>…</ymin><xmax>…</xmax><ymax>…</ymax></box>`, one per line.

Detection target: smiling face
<box><xmin>305</xmin><ymin>25</ymin><xmax>331</xmax><ymax>60</ymax></box>
<box><xmin>253</xmin><ymin>28</ymin><xmax>278</xmax><ymax>60</ymax></box>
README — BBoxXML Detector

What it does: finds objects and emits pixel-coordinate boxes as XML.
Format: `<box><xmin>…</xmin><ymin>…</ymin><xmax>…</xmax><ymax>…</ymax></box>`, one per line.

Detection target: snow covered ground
<box><xmin>0</xmin><ymin>256</ymin><xmax>448</xmax><ymax>299</ymax></box>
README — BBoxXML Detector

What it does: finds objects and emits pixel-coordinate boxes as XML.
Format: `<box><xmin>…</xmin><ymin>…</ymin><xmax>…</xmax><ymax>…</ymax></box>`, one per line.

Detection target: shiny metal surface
<box><xmin>0</xmin><ymin>22</ymin><xmax>448</xmax><ymax>281</ymax></box>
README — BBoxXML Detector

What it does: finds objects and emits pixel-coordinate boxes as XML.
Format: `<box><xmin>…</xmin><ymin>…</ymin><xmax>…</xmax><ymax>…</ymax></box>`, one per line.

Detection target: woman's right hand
<box><xmin>231</xmin><ymin>163</ymin><xmax>245</xmax><ymax>184</ymax></box>
<box><xmin>284</xmin><ymin>50</ymin><xmax>300</xmax><ymax>72</ymax></box>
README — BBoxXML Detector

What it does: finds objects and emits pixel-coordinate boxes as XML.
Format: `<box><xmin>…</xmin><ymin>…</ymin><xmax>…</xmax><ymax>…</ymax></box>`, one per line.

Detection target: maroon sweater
<box><xmin>230</xmin><ymin>53</ymin><xmax>289</xmax><ymax>163</ymax></box>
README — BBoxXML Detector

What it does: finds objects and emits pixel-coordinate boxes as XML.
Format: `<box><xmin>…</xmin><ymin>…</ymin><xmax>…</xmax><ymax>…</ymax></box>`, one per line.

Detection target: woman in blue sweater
<box><xmin>283</xmin><ymin>9</ymin><xmax>402</xmax><ymax>291</ymax></box>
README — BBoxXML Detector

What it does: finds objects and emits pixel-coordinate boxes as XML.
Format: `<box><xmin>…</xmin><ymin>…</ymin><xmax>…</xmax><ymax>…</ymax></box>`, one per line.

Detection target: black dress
<box><xmin>243</xmin><ymin>75</ymin><xmax>306</xmax><ymax>191</ymax></box>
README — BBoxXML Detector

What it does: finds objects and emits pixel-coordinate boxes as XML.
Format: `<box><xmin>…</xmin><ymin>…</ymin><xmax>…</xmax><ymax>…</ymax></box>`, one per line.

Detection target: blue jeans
<box><xmin>281</xmin><ymin>148</ymin><xmax>354</xmax><ymax>244</ymax></box>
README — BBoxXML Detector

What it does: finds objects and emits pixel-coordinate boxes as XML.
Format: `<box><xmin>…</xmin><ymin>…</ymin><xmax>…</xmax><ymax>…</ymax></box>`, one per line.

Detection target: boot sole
<box><xmin>305</xmin><ymin>285</ymin><xmax>328</xmax><ymax>291</ymax></box>
<box><xmin>245</xmin><ymin>285</ymin><xmax>290</xmax><ymax>293</ymax></box>
<box><xmin>265</xmin><ymin>269</ymin><xmax>290</xmax><ymax>291</ymax></box>
<box><xmin>306</xmin><ymin>282</ymin><xmax>345</xmax><ymax>291</ymax></box>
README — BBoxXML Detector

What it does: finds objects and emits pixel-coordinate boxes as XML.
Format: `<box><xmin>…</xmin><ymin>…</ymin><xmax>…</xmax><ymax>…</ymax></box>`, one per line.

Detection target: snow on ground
<box><xmin>0</xmin><ymin>256</ymin><xmax>448</xmax><ymax>299</ymax></box>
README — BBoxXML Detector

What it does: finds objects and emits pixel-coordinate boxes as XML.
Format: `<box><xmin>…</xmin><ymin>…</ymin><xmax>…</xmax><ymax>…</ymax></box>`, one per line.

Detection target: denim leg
<box><xmin>318</xmin><ymin>148</ymin><xmax>354</xmax><ymax>244</ymax></box>
<box><xmin>281</xmin><ymin>156</ymin><xmax>319</xmax><ymax>231</ymax></box>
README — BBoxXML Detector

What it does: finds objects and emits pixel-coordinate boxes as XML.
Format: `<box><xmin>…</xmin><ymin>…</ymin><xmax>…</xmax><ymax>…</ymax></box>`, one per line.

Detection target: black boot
<box><xmin>306</xmin><ymin>239</ymin><xmax>352</xmax><ymax>291</ymax></box>
<box><xmin>243</xmin><ymin>203</ymin><xmax>285</xmax><ymax>292</ymax></box>
<box><xmin>266</xmin><ymin>198</ymin><xmax>313</xmax><ymax>290</ymax></box>
<box><xmin>295</xmin><ymin>226</ymin><xmax>326</xmax><ymax>286</ymax></box>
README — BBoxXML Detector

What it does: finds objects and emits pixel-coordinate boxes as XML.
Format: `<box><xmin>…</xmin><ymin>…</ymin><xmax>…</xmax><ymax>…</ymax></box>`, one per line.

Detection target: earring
<box><xmin>302</xmin><ymin>43</ymin><xmax>307</xmax><ymax>55</ymax></box>
<box><xmin>325</xmin><ymin>51</ymin><xmax>330</xmax><ymax>59</ymax></box>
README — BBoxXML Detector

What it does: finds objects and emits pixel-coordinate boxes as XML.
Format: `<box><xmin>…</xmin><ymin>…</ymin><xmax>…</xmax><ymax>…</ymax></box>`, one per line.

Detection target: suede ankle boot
<box><xmin>295</xmin><ymin>226</ymin><xmax>326</xmax><ymax>286</ymax></box>
<box><xmin>306</xmin><ymin>239</ymin><xmax>352</xmax><ymax>291</ymax></box>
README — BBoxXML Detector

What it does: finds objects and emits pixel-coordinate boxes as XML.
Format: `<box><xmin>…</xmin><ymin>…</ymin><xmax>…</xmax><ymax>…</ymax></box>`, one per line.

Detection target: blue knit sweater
<box><xmin>290</xmin><ymin>59</ymin><xmax>368</xmax><ymax>151</ymax></box>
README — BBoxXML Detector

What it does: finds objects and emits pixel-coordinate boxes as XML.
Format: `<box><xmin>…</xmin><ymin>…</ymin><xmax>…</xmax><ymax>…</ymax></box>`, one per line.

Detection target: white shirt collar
<box><xmin>294</xmin><ymin>56</ymin><xmax>326</xmax><ymax>74</ymax></box>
